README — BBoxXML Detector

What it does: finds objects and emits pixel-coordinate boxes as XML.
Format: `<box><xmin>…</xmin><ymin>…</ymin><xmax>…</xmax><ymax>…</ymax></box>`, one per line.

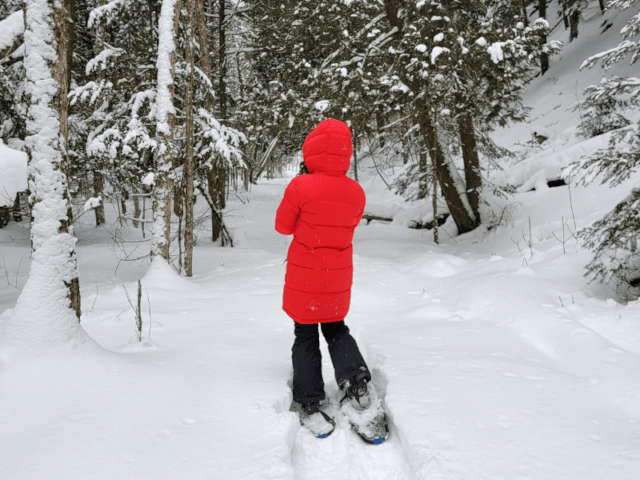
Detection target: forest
<box><xmin>1</xmin><ymin>0</ymin><xmax>640</xmax><ymax>479</ymax></box>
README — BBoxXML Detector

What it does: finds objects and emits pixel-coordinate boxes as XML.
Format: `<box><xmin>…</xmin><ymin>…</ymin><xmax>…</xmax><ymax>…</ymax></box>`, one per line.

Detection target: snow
<box><xmin>141</xmin><ymin>172</ymin><xmax>155</xmax><ymax>186</ymax></box>
<box><xmin>0</xmin><ymin>139</ymin><xmax>27</xmax><ymax>207</ymax></box>
<box><xmin>2</xmin><ymin>153</ymin><xmax>640</xmax><ymax>477</ymax></box>
<box><xmin>2</xmin><ymin>2</ymin><xmax>640</xmax><ymax>479</ymax></box>
<box><xmin>487</xmin><ymin>41</ymin><xmax>506</xmax><ymax>63</ymax></box>
<box><xmin>0</xmin><ymin>10</ymin><xmax>23</xmax><ymax>53</ymax></box>
<box><xmin>430</xmin><ymin>46</ymin><xmax>449</xmax><ymax>64</ymax></box>
<box><xmin>83</xmin><ymin>196</ymin><xmax>102</xmax><ymax>212</ymax></box>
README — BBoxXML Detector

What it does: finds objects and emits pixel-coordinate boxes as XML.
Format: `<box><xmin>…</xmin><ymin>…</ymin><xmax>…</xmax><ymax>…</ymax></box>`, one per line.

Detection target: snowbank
<box><xmin>0</xmin><ymin>139</ymin><xmax>28</xmax><ymax>207</ymax></box>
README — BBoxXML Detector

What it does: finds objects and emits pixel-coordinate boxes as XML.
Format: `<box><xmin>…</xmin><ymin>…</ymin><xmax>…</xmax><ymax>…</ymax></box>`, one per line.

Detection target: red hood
<box><xmin>302</xmin><ymin>119</ymin><xmax>352</xmax><ymax>176</ymax></box>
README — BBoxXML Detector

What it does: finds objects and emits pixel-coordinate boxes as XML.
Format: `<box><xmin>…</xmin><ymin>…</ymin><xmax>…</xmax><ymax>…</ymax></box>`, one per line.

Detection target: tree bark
<box><xmin>418</xmin><ymin>148</ymin><xmax>427</xmax><ymax>200</ymax></box>
<box><xmin>93</xmin><ymin>169</ymin><xmax>106</xmax><ymax>226</ymax></box>
<box><xmin>457</xmin><ymin>113</ymin><xmax>481</xmax><ymax>221</ymax></box>
<box><xmin>539</xmin><ymin>0</ymin><xmax>549</xmax><ymax>75</ymax></box>
<box><xmin>184</xmin><ymin>0</ymin><xmax>195</xmax><ymax>276</ymax></box>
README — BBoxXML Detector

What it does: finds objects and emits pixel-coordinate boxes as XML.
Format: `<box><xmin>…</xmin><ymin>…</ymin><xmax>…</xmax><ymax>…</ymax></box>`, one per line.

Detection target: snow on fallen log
<box><xmin>0</xmin><ymin>139</ymin><xmax>28</xmax><ymax>207</ymax></box>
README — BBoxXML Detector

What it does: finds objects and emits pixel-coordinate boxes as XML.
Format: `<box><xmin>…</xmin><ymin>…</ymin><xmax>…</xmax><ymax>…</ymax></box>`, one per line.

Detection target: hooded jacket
<box><xmin>275</xmin><ymin>119</ymin><xmax>365</xmax><ymax>324</ymax></box>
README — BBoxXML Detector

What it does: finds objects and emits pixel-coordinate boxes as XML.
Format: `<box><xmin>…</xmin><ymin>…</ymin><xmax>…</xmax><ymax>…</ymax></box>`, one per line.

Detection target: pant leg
<box><xmin>292</xmin><ymin>322</ymin><xmax>325</xmax><ymax>405</ymax></box>
<box><xmin>320</xmin><ymin>321</ymin><xmax>371</xmax><ymax>389</ymax></box>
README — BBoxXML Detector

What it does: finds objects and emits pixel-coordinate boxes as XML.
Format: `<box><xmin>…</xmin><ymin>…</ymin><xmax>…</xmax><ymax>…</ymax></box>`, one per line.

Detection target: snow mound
<box><xmin>0</xmin><ymin>139</ymin><xmax>28</xmax><ymax>207</ymax></box>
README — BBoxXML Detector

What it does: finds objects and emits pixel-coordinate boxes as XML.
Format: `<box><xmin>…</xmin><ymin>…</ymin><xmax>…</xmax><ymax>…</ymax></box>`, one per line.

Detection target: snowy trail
<box><xmin>291</xmin><ymin>359</ymin><xmax>416</xmax><ymax>480</ymax></box>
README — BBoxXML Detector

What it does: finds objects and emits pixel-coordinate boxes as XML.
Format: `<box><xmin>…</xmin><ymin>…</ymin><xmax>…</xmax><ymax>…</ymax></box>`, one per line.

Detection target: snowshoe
<box><xmin>340</xmin><ymin>373</ymin><xmax>389</xmax><ymax>445</ymax></box>
<box><xmin>293</xmin><ymin>401</ymin><xmax>336</xmax><ymax>439</ymax></box>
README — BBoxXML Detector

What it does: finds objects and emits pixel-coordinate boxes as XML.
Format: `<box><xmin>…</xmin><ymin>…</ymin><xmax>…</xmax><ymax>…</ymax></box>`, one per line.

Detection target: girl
<box><xmin>276</xmin><ymin>119</ymin><xmax>385</xmax><ymax>442</ymax></box>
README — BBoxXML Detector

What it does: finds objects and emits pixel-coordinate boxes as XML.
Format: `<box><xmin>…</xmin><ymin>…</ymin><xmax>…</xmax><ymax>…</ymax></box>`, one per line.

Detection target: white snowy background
<box><xmin>1</xmin><ymin>4</ymin><xmax>640</xmax><ymax>480</ymax></box>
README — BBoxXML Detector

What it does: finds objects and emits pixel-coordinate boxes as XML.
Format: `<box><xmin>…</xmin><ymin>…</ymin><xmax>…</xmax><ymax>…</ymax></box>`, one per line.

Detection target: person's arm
<box><xmin>275</xmin><ymin>181</ymin><xmax>300</xmax><ymax>235</ymax></box>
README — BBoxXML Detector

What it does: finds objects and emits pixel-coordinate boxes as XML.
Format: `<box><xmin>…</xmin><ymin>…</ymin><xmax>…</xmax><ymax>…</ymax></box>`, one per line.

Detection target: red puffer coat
<box><xmin>275</xmin><ymin>119</ymin><xmax>365</xmax><ymax>324</ymax></box>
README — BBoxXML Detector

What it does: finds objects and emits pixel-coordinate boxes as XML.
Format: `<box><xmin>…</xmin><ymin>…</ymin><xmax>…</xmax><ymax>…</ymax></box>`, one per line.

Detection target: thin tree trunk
<box><xmin>219</xmin><ymin>0</ymin><xmax>227</xmax><ymax>119</ymax></box>
<box><xmin>152</xmin><ymin>0</ymin><xmax>182</xmax><ymax>260</ymax></box>
<box><xmin>522</xmin><ymin>0</ymin><xmax>529</xmax><ymax>27</ymax></box>
<box><xmin>93</xmin><ymin>170</ymin><xmax>106</xmax><ymax>226</ymax></box>
<box><xmin>561</xmin><ymin>1</ymin><xmax>569</xmax><ymax>29</ymax></box>
<box><xmin>457</xmin><ymin>113</ymin><xmax>481</xmax><ymax>221</ymax></box>
<box><xmin>195</xmin><ymin>0</ymin><xmax>212</xmax><ymax>108</ymax></box>
<box><xmin>418</xmin><ymin>148</ymin><xmax>427</xmax><ymax>200</ymax></box>
<box><xmin>184</xmin><ymin>0</ymin><xmax>195</xmax><ymax>276</ymax></box>
<box><xmin>539</xmin><ymin>0</ymin><xmax>549</xmax><ymax>75</ymax></box>
<box><xmin>133</xmin><ymin>190</ymin><xmax>140</xmax><ymax>228</ymax></box>
<box><xmin>352</xmin><ymin>131</ymin><xmax>359</xmax><ymax>182</ymax></box>
<box><xmin>599</xmin><ymin>0</ymin><xmax>605</xmax><ymax>13</ymax></box>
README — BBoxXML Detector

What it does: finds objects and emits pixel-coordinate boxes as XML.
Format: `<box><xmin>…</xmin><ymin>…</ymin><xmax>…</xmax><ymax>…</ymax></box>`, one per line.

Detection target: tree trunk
<box><xmin>352</xmin><ymin>131</ymin><xmax>359</xmax><ymax>182</ymax></box>
<box><xmin>207</xmin><ymin>163</ymin><xmax>226</xmax><ymax>242</ymax></box>
<box><xmin>522</xmin><ymin>0</ymin><xmax>529</xmax><ymax>27</ymax></box>
<box><xmin>219</xmin><ymin>0</ymin><xmax>227</xmax><ymax>119</ymax></box>
<box><xmin>93</xmin><ymin>169</ymin><xmax>106</xmax><ymax>226</ymax></box>
<box><xmin>195</xmin><ymin>0</ymin><xmax>213</xmax><ymax>108</ymax></box>
<box><xmin>457</xmin><ymin>113</ymin><xmax>481</xmax><ymax>221</ymax></box>
<box><xmin>383</xmin><ymin>0</ymin><xmax>478</xmax><ymax>234</ymax></box>
<box><xmin>376</xmin><ymin>111</ymin><xmax>386</xmax><ymax>147</ymax></box>
<box><xmin>599</xmin><ymin>0</ymin><xmax>605</xmax><ymax>13</ymax></box>
<box><xmin>152</xmin><ymin>0</ymin><xmax>182</xmax><ymax>260</ymax></box>
<box><xmin>414</xmin><ymin>100</ymin><xmax>478</xmax><ymax>234</ymax></box>
<box><xmin>569</xmin><ymin>8</ymin><xmax>579</xmax><ymax>41</ymax></box>
<box><xmin>133</xmin><ymin>190</ymin><xmax>140</xmax><ymax>228</ymax></box>
<box><xmin>184</xmin><ymin>0</ymin><xmax>195</xmax><ymax>276</ymax></box>
<box><xmin>561</xmin><ymin>1</ymin><xmax>569</xmax><ymax>29</ymax></box>
<box><xmin>2</xmin><ymin>0</ymin><xmax>87</xmax><ymax>350</ymax></box>
<box><xmin>418</xmin><ymin>148</ymin><xmax>427</xmax><ymax>200</ymax></box>
<box><xmin>539</xmin><ymin>0</ymin><xmax>549</xmax><ymax>75</ymax></box>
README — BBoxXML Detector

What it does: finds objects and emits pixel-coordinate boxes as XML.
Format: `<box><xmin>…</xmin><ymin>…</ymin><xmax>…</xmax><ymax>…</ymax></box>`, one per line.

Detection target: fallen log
<box><xmin>362</xmin><ymin>213</ymin><xmax>393</xmax><ymax>225</ymax></box>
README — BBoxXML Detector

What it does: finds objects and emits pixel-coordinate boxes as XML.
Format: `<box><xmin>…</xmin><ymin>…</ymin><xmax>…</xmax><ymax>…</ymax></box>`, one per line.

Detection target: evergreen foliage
<box><xmin>574</xmin><ymin>0</ymin><xmax>640</xmax><ymax>298</ymax></box>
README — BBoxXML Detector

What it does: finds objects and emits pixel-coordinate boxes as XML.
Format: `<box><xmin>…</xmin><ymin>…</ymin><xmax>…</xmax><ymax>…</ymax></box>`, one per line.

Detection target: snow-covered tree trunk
<box><xmin>152</xmin><ymin>0</ymin><xmax>182</xmax><ymax>260</ymax></box>
<box><xmin>1</xmin><ymin>0</ymin><xmax>89</xmax><ymax>351</ymax></box>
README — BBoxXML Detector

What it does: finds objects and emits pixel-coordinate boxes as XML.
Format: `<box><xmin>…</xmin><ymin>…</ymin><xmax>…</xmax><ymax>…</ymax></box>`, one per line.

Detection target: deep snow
<box><xmin>2</xmin><ymin>2</ymin><xmax>640</xmax><ymax>479</ymax></box>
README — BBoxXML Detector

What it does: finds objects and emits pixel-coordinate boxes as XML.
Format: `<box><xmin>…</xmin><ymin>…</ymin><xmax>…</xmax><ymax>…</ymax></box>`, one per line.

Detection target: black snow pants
<box><xmin>292</xmin><ymin>320</ymin><xmax>371</xmax><ymax>405</ymax></box>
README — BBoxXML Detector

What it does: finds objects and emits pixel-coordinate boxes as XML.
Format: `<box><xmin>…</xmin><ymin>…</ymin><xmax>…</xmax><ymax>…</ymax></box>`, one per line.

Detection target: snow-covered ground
<box><xmin>2</xmin><ymin>165</ymin><xmax>640</xmax><ymax>479</ymax></box>
<box><xmin>2</xmin><ymin>2</ymin><xmax>640</xmax><ymax>479</ymax></box>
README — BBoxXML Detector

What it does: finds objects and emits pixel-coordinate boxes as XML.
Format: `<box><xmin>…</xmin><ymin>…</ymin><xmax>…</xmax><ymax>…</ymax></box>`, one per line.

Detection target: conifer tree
<box><xmin>570</xmin><ymin>0</ymin><xmax>640</xmax><ymax>299</ymax></box>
